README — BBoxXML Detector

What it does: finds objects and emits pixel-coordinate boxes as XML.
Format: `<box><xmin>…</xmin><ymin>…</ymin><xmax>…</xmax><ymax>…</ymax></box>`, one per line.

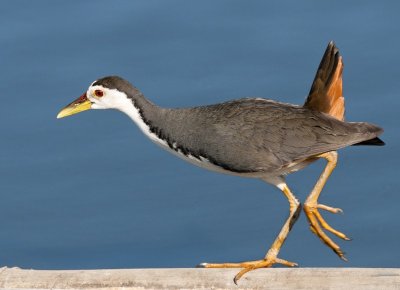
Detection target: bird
<box><xmin>57</xmin><ymin>41</ymin><xmax>384</xmax><ymax>284</ymax></box>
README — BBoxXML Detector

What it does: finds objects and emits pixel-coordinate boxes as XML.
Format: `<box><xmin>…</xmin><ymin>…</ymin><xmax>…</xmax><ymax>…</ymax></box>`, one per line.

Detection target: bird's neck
<box><xmin>117</xmin><ymin>93</ymin><xmax>171</xmax><ymax>147</ymax></box>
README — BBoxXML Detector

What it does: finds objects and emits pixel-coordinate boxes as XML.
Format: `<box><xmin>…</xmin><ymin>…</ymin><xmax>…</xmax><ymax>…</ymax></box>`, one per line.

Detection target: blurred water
<box><xmin>0</xmin><ymin>1</ymin><xmax>399</xmax><ymax>270</ymax></box>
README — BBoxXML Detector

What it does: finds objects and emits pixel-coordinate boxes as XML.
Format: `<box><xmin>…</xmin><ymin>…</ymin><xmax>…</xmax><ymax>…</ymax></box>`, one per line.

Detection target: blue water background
<box><xmin>0</xmin><ymin>1</ymin><xmax>399</xmax><ymax>269</ymax></box>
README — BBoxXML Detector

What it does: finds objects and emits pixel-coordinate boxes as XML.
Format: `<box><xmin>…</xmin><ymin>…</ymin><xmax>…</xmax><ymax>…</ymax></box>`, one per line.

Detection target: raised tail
<box><xmin>304</xmin><ymin>41</ymin><xmax>345</xmax><ymax>121</ymax></box>
<box><xmin>305</xmin><ymin>42</ymin><xmax>385</xmax><ymax>146</ymax></box>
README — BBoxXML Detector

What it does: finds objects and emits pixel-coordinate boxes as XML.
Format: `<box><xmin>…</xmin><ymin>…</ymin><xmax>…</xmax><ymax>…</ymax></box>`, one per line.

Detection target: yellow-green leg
<box><xmin>199</xmin><ymin>183</ymin><xmax>301</xmax><ymax>284</ymax></box>
<box><xmin>303</xmin><ymin>151</ymin><xmax>351</xmax><ymax>260</ymax></box>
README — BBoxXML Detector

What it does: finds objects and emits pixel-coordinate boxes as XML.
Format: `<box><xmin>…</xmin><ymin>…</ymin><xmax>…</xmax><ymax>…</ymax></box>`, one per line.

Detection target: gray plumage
<box><xmin>57</xmin><ymin>42</ymin><xmax>385</xmax><ymax>281</ymax></box>
<box><xmin>94</xmin><ymin>76</ymin><xmax>383</xmax><ymax>175</ymax></box>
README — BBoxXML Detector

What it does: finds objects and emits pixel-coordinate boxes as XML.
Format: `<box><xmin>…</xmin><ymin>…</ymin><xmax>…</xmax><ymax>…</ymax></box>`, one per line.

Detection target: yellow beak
<box><xmin>57</xmin><ymin>93</ymin><xmax>92</xmax><ymax>119</ymax></box>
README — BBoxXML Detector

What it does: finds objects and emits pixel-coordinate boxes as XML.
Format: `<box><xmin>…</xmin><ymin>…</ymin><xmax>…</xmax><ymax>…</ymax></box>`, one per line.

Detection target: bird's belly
<box><xmin>280</xmin><ymin>157</ymin><xmax>319</xmax><ymax>175</ymax></box>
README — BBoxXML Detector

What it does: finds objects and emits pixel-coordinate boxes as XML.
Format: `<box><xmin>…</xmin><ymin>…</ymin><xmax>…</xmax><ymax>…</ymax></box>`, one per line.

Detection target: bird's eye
<box><xmin>94</xmin><ymin>90</ymin><xmax>104</xmax><ymax>97</ymax></box>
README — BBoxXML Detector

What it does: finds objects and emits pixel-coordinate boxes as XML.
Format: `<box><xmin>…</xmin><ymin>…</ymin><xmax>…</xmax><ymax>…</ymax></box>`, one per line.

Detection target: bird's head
<box><xmin>57</xmin><ymin>76</ymin><xmax>139</xmax><ymax>118</ymax></box>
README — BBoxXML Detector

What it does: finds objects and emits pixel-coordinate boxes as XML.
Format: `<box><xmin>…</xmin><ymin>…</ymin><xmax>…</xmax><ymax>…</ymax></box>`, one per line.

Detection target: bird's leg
<box><xmin>199</xmin><ymin>183</ymin><xmax>301</xmax><ymax>284</ymax></box>
<box><xmin>303</xmin><ymin>151</ymin><xmax>351</xmax><ymax>261</ymax></box>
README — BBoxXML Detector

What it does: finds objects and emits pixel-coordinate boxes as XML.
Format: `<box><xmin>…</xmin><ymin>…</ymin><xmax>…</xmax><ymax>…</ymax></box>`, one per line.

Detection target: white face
<box><xmin>86</xmin><ymin>83</ymin><xmax>130</xmax><ymax>111</ymax></box>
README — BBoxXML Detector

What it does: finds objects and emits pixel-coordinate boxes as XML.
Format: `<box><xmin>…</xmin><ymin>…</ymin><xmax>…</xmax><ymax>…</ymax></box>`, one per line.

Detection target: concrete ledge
<box><xmin>0</xmin><ymin>267</ymin><xmax>398</xmax><ymax>289</ymax></box>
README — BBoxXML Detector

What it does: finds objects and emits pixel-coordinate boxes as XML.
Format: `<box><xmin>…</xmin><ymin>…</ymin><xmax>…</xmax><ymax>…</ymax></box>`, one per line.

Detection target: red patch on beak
<box><xmin>76</xmin><ymin>93</ymin><xmax>88</xmax><ymax>103</ymax></box>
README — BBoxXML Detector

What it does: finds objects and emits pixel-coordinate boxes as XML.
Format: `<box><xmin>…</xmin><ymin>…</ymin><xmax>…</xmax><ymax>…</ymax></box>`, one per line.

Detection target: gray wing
<box><xmin>161</xmin><ymin>98</ymin><xmax>382</xmax><ymax>173</ymax></box>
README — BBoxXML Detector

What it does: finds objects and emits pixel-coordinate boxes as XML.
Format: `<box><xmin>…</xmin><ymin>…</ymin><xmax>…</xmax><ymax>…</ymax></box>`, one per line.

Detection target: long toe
<box><xmin>305</xmin><ymin>202</ymin><xmax>350</xmax><ymax>239</ymax></box>
<box><xmin>233</xmin><ymin>256</ymin><xmax>298</xmax><ymax>284</ymax></box>
<box><xmin>199</xmin><ymin>256</ymin><xmax>297</xmax><ymax>284</ymax></box>
<box><xmin>318</xmin><ymin>203</ymin><xmax>343</xmax><ymax>214</ymax></box>
<box><xmin>197</xmin><ymin>259</ymin><xmax>265</xmax><ymax>269</ymax></box>
<box><xmin>304</xmin><ymin>204</ymin><xmax>349</xmax><ymax>260</ymax></box>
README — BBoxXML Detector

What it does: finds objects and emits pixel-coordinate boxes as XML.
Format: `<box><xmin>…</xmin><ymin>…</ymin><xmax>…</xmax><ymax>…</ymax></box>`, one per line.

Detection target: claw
<box><xmin>196</xmin><ymin>263</ymin><xmax>207</xmax><ymax>268</ymax></box>
<box><xmin>234</xmin><ymin>267</ymin><xmax>253</xmax><ymax>285</ymax></box>
<box><xmin>233</xmin><ymin>276</ymin><xmax>238</xmax><ymax>285</ymax></box>
<box><xmin>339</xmin><ymin>253</ymin><xmax>348</xmax><ymax>262</ymax></box>
<box><xmin>318</xmin><ymin>204</ymin><xmax>343</xmax><ymax>214</ymax></box>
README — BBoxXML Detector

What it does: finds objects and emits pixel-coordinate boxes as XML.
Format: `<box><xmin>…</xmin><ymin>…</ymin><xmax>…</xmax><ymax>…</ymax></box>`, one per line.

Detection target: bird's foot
<box><xmin>303</xmin><ymin>202</ymin><xmax>351</xmax><ymax>260</ymax></box>
<box><xmin>197</xmin><ymin>256</ymin><xmax>298</xmax><ymax>284</ymax></box>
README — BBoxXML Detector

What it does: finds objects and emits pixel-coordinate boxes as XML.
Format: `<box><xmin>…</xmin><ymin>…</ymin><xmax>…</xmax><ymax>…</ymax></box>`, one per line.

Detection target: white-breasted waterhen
<box><xmin>57</xmin><ymin>42</ymin><xmax>384</xmax><ymax>283</ymax></box>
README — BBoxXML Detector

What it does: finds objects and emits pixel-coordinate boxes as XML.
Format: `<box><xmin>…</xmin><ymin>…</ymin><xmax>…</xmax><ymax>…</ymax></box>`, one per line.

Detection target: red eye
<box><xmin>94</xmin><ymin>90</ymin><xmax>104</xmax><ymax>97</ymax></box>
